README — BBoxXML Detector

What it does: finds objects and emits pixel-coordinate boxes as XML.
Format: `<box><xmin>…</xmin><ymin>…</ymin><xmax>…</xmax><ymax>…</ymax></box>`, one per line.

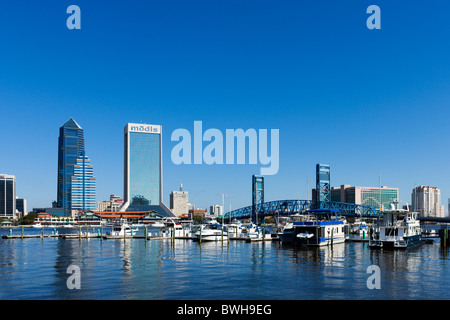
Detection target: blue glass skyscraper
<box><xmin>71</xmin><ymin>152</ymin><xmax>96</xmax><ymax>212</ymax></box>
<box><xmin>122</xmin><ymin>123</ymin><xmax>173</xmax><ymax>216</ymax></box>
<box><xmin>57</xmin><ymin>118</ymin><xmax>85</xmax><ymax>215</ymax></box>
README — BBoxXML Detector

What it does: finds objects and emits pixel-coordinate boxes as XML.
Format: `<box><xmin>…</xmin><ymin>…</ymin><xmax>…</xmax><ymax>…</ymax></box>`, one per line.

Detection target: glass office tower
<box><xmin>71</xmin><ymin>153</ymin><xmax>96</xmax><ymax>212</ymax></box>
<box><xmin>123</xmin><ymin>123</ymin><xmax>173</xmax><ymax>216</ymax></box>
<box><xmin>57</xmin><ymin>118</ymin><xmax>85</xmax><ymax>215</ymax></box>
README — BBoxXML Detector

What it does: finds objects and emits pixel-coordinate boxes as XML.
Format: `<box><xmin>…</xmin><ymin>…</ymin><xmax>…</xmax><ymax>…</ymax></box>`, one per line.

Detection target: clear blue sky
<box><xmin>1</xmin><ymin>1</ymin><xmax>449</xmax><ymax>213</ymax></box>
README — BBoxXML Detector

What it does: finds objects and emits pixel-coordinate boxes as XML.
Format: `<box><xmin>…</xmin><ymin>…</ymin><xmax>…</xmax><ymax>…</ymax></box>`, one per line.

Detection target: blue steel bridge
<box><xmin>224</xmin><ymin>200</ymin><xmax>380</xmax><ymax>222</ymax></box>
<box><xmin>226</xmin><ymin>171</ymin><xmax>450</xmax><ymax>224</ymax></box>
<box><xmin>224</xmin><ymin>199</ymin><xmax>450</xmax><ymax>224</ymax></box>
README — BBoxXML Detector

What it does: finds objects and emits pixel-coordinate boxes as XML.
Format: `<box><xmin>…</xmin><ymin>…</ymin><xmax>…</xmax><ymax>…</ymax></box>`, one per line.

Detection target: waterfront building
<box><xmin>189</xmin><ymin>208</ymin><xmax>208</xmax><ymax>218</ymax></box>
<box><xmin>314</xmin><ymin>184</ymin><xmax>399</xmax><ymax>210</ymax></box>
<box><xmin>0</xmin><ymin>174</ymin><xmax>16</xmax><ymax>219</ymax></box>
<box><xmin>170</xmin><ymin>184</ymin><xmax>189</xmax><ymax>217</ymax></box>
<box><xmin>97</xmin><ymin>201</ymin><xmax>110</xmax><ymax>212</ymax></box>
<box><xmin>412</xmin><ymin>186</ymin><xmax>445</xmax><ymax>218</ymax></box>
<box><xmin>122</xmin><ymin>123</ymin><xmax>173</xmax><ymax>216</ymax></box>
<box><xmin>56</xmin><ymin>118</ymin><xmax>85</xmax><ymax>215</ymax></box>
<box><xmin>71</xmin><ymin>153</ymin><xmax>96</xmax><ymax>212</ymax></box>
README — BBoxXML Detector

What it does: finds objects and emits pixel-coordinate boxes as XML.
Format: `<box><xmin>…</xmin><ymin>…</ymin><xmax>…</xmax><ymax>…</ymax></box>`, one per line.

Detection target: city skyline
<box><xmin>1</xmin><ymin>1</ymin><xmax>449</xmax><ymax>214</ymax></box>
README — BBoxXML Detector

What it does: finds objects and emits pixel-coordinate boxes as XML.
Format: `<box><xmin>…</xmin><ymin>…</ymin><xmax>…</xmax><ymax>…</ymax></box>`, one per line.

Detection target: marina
<box><xmin>1</xmin><ymin>205</ymin><xmax>448</xmax><ymax>301</ymax></box>
<box><xmin>0</xmin><ymin>225</ymin><xmax>449</xmax><ymax>300</ymax></box>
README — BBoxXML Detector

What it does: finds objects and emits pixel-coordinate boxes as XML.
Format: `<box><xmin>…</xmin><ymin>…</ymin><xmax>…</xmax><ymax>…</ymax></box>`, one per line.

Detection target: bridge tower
<box><xmin>316</xmin><ymin>164</ymin><xmax>331</xmax><ymax>209</ymax></box>
<box><xmin>252</xmin><ymin>175</ymin><xmax>264</xmax><ymax>223</ymax></box>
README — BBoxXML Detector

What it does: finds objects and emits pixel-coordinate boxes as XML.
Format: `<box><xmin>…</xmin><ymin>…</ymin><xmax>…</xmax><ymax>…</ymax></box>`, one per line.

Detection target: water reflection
<box><xmin>2</xmin><ymin>227</ymin><xmax>450</xmax><ymax>299</ymax></box>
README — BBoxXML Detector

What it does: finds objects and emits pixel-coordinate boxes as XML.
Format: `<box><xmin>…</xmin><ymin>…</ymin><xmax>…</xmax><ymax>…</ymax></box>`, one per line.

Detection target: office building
<box><xmin>314</xmin><ymin>184</ymin><xmax>399</xmax><ymax>210</ymax></box>
<box><xmin>71</xmin><ymin>153</ymin><xmax>96</xmax><ymax>212</ymax></box>
<box><xmin>56</xmin><ymin>118</ymin><xmax>85</xmax><ymax>215</ymax></box>
<box><xmin>412</xmin><ymin>186</ymin><xmax>445</xmax><ymax>218</ymax></box>
<box><xmin>170</xmin><ymin>184</ymin><xmax>189</xmax><ymax>217</ymax></box>
<box><xmin>122</xmin><ymin>123</ymin><xmax>173</xmax><ymax>216</ymax></box>
<box><xmin>97</xmin><ymin>195</ymin><xmax>124</xmax><ymax>212</ymax></box>
<box><xmin>0</xmin><ymin>174</ymin><xmax>16</xmax><ymax>219</ymax></box>
<box><xmin>210</xmin><ymin>205</ymin><xmax>223</xmax><ymax>217</ymax></box>
<box><xmin>16</xmin><ymin>198</ymin><xmax>27</xmax><ymax>217</ymax></box>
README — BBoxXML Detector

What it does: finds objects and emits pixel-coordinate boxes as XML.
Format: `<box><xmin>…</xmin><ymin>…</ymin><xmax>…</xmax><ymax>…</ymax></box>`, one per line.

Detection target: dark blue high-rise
<box><xmin>57</xmin><ymin>118</ymin><xmax>85</xmax><ymax>215</ymax></box>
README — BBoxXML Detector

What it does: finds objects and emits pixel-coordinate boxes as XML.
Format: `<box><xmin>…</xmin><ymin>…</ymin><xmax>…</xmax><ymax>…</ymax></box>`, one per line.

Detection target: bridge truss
<box><xmin>224</xmin><ymin>200</ymin><xmax>380</xmax><ymax>222</ymax></box>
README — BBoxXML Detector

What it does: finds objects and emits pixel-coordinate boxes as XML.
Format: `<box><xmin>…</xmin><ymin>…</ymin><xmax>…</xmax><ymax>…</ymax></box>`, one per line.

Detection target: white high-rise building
<box><xmin>412</xmin><ymin>186</ymin><xmax>444</xmax><ymax>218</ymax></box>
<box><xmin>210</xmin><ymin>205</ymin><xmax>223</xmax><ymax>217</ymax></box>
<box><xmin>170</xmin><ymin>184</ymin><xmax>189</xmax><ymax>217</ymax></box>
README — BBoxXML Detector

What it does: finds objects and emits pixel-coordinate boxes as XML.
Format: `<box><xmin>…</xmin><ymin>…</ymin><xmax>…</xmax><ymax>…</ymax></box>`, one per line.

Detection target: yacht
<box><xmin>280</xmin><ymin>209</ymin><xmax>348</xmax><ymax>246</ymax></box>
<box><xmin>241</xmin><ymin>222</ymin><xmax>264</xmax><ymax>239</ymax></box>
<box><xmin>32</xmin><ymin>223</ymin><xmax>43</xmax><ymax>228</ymax></box>
<box><xmin>369</xmin><ymin>205</ymin><xmax>422</xmax><ymax>249</ymax></box>
<box><xmin>107</xmin><ymin>220</ymin><xmax>137</xmax><ymax>237</ymax></box>
<box><xmin>194</xmin><ymin>221</ymin><xmax>227</xmax><ymax>242</ymax></box>
<box><xmin>227</xmin><ymin>219</ymin><xmax>244</xmax><ymax>238</ymax></box>
<box><xmin>159</xmin><ymin>217</ymin><xmax>185</xmax><ymax>238</ymax></box>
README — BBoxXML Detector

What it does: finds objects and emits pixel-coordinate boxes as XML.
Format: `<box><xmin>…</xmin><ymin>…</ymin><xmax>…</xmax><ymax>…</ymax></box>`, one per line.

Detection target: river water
<box><xmin>1</xmin><ymin>227</ymin><xmax>449</xmax><ymax>300</ymax></box>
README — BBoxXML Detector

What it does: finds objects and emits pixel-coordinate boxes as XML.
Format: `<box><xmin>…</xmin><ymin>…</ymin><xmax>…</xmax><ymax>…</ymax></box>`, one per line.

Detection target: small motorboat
<box><xmin>296</xmin><ymin>232</ymin><xmax>314</xmax><ymax>239</ymax></box>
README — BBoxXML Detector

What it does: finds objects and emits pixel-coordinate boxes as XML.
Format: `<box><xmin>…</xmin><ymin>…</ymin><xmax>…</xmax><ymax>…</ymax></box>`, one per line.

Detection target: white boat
<box><xmin>241</xmin><ymin>222</ymin><xmax>264</xmax><ymax>239</ymax></box>
<box><xmin>280</xmin><ymin>209</ymin><xmax>348</xmax><ymax>246</ymax></box>
<box><xmin>278</xmin><ymin>222</ymin><xmax>295</xmax><ymax>243</ymax></box>
<box><xmin>131</xmin><ymin>223</ymin><xmax>144</xmax><ymax>228</ymax></box>
<box><xmin>296</xmin><ymin>232</ymin><xmax>314</xmax><ymax>239</ymax></box>
<box><xmin>154</xmin><ymin>217</ymin><xmax>186</xmax><ymax>238</ymax></box>
<box><xmin>227</xmin><ymin>219</ymin><xmax>244</xmax><ymax>238</ymax></box>
<box><xmin>194</xmin><ymin>222</ymin><xmax>227</xmax><ymax>242</ymax></box>
<box><xmin>32</xmin><ymin>223</ymin><xmax>43</xmax><ymax>228</ymax></box>
<box><xmin>351</xmin><ymin>220</ymin><xmax>369</xmax><ymax>235</ymax></box>
<box><xmin>107</xmin><ymin>220</ymin><xmax>137</xmax><ymax>237</ymax></box>
<box><xmin>369</xmin><ymin>205</ymin><xmax>422</xmax><ymax>249</ymax></box>
<box><xmin>151</xmin><ymin>221</ymin><xmax>165</xmax><ymax>228</ymax></box>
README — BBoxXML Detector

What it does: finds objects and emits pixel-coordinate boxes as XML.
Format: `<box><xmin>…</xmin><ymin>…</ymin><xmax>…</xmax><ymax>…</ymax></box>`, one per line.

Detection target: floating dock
<box><xmin>62</xmin><ymin>234</ymin><xmax>101</xmax><ymax>239</ymax></box>
<box><xmin>346</xmin><ymin>238</ymin><xmax>369</xmax><ymax>243</ymax></box>
<box><xmin>2</xmin><ymin>234</ymin><xmax>60</xmax><ymax>239</ymax></box>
